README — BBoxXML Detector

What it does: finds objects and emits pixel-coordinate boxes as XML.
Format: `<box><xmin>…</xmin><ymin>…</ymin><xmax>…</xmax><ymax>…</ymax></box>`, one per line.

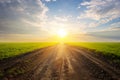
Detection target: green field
<box><xmin>68</xmin><ymin>42</ymin><xmax>120</xmax><ymax>56</ymax></box>
<box><xmin>0</xmin><ymin>42</ymin><xmax>120</xmax><ymax>61</ymax></box>
<box><xmin>0</xmin><ymin>42</ymin><xmax>56</xmax><ymax>60</ymax></box>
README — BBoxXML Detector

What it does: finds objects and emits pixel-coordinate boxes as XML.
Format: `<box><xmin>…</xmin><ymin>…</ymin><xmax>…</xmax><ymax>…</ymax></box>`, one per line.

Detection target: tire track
<box><xmin>24</xmin><ymin>46</ymin><xmax>58</xmax><ymax>80</ymax></box>
<box><xmin>70</xmin><ymin>46</ymin><xmax>120</xmax><ymax>80</ymax></box>
<box><xmin>34</xmin><ymin>46</ymin><xmax>58</xmax><ymax>80</ymax></box>
<box><xmin>50</xmin><ymin>48</ymin><xmax>64</xmax><ymax>80</ymax></box>
<box><xmin>67</xmin><ymin>47</ymin><xmax>95</xmax><ymax>80</ymax></box>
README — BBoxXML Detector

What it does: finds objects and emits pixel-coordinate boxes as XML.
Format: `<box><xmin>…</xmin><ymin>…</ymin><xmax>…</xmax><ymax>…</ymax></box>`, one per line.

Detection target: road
<box><xmin>0</xmin><ymin>43</ymin><xmax>120</xmax><ymax>80</ymax></box>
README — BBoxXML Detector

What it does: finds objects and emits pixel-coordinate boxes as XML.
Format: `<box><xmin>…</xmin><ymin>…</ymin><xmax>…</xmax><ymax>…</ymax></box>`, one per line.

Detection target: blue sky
<box><xmin>43</xmin><ymin>0</ymin><xmax>83</xmax><ymax>17</ymax></box>
<box><xmin>0</xmin><ymin>0</ymin><xmax>120</xmax><ymax>42</ymax></box>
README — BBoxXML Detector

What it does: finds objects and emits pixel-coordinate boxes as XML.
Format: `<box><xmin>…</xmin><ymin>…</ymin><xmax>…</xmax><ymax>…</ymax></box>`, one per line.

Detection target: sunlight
<box><xmin>57</xmin><ymin>29</ymin><xmax>67</xmax><ymax>38</ymax></box>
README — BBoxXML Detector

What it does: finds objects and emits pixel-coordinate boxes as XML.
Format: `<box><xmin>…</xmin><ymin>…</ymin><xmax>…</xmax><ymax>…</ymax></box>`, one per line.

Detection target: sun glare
<box><xmin>57</xmin><ymin>29</ymin><xmax>67</xmax><ymax>38</ymax></box>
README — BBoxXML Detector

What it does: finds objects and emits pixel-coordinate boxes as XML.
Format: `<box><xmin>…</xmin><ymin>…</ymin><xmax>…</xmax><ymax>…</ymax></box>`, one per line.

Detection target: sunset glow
<box><xmin>57</xmin><ymin>29</ymin><xmax>67</xmax><ymax>38</ymax></box>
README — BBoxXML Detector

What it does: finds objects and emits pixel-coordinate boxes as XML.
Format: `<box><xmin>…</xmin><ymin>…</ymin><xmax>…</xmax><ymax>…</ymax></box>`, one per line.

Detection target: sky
<box><xmin>0</xmin><ymin>0</ymin><xmax>120</xmax><ymax>42</ymax></box>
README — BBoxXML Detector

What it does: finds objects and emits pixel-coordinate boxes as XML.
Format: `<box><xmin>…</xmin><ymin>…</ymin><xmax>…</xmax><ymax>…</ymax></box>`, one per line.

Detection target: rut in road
<box><xmin>0</xmin><ymin>44</ymin><xmax>120</xmax><ymax>80</ymax></box>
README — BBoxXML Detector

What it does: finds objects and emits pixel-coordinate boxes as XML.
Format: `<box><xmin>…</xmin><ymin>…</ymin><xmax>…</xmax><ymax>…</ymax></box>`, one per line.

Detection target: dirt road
<box><xmin>0</xmin><ymin>44</ymin><xmax>120</xmax><ymax>80</ymax></box>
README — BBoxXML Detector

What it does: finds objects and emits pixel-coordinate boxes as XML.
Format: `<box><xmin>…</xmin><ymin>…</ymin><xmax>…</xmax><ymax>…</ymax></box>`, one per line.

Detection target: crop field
<box><xmin>68</xmin><ymin>42</ymin><xmax>120</xmax><ymax>56</ymax></box>
<box><xmin>0</xmin><ymin>42</ymin><xmax>56</xmax><ymax>60</ymax></box>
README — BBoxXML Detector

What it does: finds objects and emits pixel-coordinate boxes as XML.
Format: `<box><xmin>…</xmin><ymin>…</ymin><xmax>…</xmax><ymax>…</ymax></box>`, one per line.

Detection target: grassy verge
<box><xmin>68</xmin><ymin>42</ymin><xmax>120</xmax><ymax>56</ymax></box>
<box><xmin>0</xmin><ymin>42</ymin><xmax>56</xmax><ymax>60</ymax></box>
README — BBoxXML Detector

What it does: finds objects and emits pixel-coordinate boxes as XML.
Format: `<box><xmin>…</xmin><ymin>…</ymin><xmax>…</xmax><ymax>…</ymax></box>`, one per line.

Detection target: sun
<box><xmin>57</xmin><ymin>29</ymin><xmax>67</xmax><ymax>38</ymax></box>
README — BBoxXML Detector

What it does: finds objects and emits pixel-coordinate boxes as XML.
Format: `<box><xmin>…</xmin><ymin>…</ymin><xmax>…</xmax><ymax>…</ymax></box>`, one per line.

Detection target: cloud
<box><xmin>88</xmin><ymin>30</ymin><xmax>120</xmax><ymax>40</ymax></box>
<box><xmin>42</xmin><ymin>14</ymin><xmax>89</xmax><ymax>35</ymax></box>
<box><xmin>0</xmin><ymin>33</ymin><xmax>50</xmax><ymax>42</ymax></box>
<box><xmin>54</xmin><ymin>16</ymin><xmax>68</xmax><ymax>22</ymax></box>
<box><xmin>44</xmin><ymin>0</ymin><xmax>51</xmax><ymax>2</ymax></box>
<box><xmin>86</xmin><ymin>21</ymin><xmax>120</xmax><ymax>40</ymax></box>
<box><xmin>103</xmin><ymin>22</ymin><xmax>120</xmax><ymax>31</ymax></box>
<box><xmin>43</xmin><ymin>0</ymin><xmax>56</xmax><ymax>2</ymax></box>
<box><xmin>79</xmin><ymin>0</ymin><xmax>120</xmax><ymax>27</ymax></box>
<box><xmin>0</xmin><ymin>0</ymin><xmax>48</xmax><ymax>35</ymax></box>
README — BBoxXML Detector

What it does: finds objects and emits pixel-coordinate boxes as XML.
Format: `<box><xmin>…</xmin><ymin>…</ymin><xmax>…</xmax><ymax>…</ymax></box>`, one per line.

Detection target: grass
<box><xmin>68</xmin><ymin>42</ymin><xmax>120</xmax><ymax>56</ymax></box>
<box><xmin>0</xmin><ymin>42</ymin><xmax>56</xmax><ymax>60</ymax></box>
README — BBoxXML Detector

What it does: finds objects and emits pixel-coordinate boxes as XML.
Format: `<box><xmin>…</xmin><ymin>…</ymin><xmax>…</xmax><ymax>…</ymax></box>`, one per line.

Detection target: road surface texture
<box><xmin>0</xmin><ymin>44</ymin><xmax>120</xmax><ymax>80</ymax></box>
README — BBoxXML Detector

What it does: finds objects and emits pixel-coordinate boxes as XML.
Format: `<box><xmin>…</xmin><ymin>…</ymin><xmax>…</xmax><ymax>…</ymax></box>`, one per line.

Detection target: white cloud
<box><xmin>44</xmin><ymin>0</ymin><xmax>51</xmax><ymax>2</ymax></box>
<box><xmin>0</xmin><ymin>0</ymin><xmax>48</xmax><ymax>34</ymax></box>
<box><xmin>54</xmin><ymin>16</ymin><xmax>68</xmax><ymax>22</ymax></box>
<box><xmin>44</xmin><ymin>0</ymin><xmax>56</xmax><ymax>2</ymax></box>
<box><xmin>0</xmin><ymin>0</ymin><xmax>11</xmax><ymax>3</ymax></box>
<box><xmin>104</xmin><ymin>22</ymin><xmax>120</xmax><ymax>31</ymax></box>
<box><xmin>79</xmin><ymin>0</ymin><xmax>120</xmax><ymax>27</ymax></box>
<box><xmin>77</xmin><ymin>4</ymin><xmax>81</xmax><ymax>9</ymax></box>
<box><xmin>85</xmin><ymin>21</ymin><xmax>120</xmax><ymax>41</ymax></box>
<box><xmin>41</xmin><ymin>16</ymin><xmax>87</xmax><ymax>36</ymax></box>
